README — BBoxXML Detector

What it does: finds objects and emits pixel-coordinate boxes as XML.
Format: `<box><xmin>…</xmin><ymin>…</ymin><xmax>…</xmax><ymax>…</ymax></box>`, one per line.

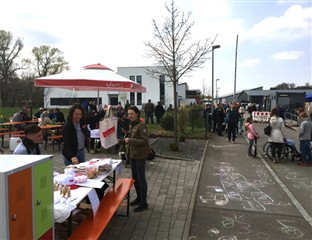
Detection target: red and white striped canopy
<box><xmin>34</xmin><ymin>63</ymin><xmax>146</xmax><ymax>93</ymax></box>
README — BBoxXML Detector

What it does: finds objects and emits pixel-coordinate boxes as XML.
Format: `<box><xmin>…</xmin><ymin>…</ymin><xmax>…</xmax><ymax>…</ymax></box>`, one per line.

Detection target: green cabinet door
<box><xmin>33</xmin><ymin>160</ymin><xmax>53</xmax><ymax>240</ymax></box>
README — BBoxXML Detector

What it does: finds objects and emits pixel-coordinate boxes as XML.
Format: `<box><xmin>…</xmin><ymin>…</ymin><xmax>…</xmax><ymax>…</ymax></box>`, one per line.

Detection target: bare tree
<box><xmin>24</xmin><ymin>45</ymin><xmax>70</xmax><ymax>77</ymax></box>
<box><xmin>24</xmin><ymin>45</ymin><xmax>70</xmax><ymax>108</ymax></box>
<box><xmin>144</xmin><ymin>0</ymin><xmax>216</xmax><ymax>146</ymax></box>
<box><xmin>201</xmin><ymin>79</ymin><xmax>210</xmax><ymax>101</ymax></box>
<box><xmin>0</xmin><ymin>30</ymin><xmax>25</xmax><ymax>106</ymax></box>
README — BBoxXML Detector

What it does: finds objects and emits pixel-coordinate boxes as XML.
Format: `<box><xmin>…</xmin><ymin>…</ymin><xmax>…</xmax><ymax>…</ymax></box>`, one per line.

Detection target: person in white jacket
<box><xmin>268</xmin><ymin>107</ymin><xmax>286</xmax><ymax>163</ymax></box>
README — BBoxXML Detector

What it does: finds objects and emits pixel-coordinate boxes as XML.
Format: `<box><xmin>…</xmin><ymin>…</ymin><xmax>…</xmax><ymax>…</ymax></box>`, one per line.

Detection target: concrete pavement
<box><xmin>2</xmin><ymin>120</ymin><xmax>312</xmax><ymax>239</ymax></box>
<box><xmin>1</xmin><ymin>138</ymin><xmax>204</xmax><ymax>240</ymax></box>
<box><xmin>189</xmin><ymin>122</ymin><xmax>312</xmax><ymax>240</ymax></box>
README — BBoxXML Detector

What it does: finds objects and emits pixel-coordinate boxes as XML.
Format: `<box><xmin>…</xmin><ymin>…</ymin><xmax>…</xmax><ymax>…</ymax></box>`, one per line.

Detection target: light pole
<box><xmin>216</xmin><ymin>78</ymin><xmax>220</xmax><ymax>103</ymax></box>
<box><xmin>211</xmin><ymin>45</ymin><xmax>220</xmax><ymax>113</ymax></box>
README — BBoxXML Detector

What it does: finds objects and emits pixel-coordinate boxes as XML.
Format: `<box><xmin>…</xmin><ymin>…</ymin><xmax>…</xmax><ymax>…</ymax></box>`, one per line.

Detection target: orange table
<box><xmin>0</xmin><ymin>120</ymin><xmax>38</xmax><ymax>133</ymax></box>
<box><xmin>40</xmin><ymin>125</ymin><xmax>63</xmax><ymax>150</ymax></box>
<box><xmin>0</xmin><ymin>121</ymin><xmax>38</xmax><ymax>148</ymax></box>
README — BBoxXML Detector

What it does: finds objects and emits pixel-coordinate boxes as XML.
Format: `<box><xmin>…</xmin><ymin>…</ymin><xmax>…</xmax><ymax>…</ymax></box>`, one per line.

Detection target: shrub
<box><xmin>160</xmin><ymin>112</ymin><xmax>174</xmax><ymax>131</ymax></box>
<box><xmin>178</xmin><ymin>105</ymin><xmax>189</xmax><ymax>134</ymax></box>
<box><xmin>169</xmin><ymin>142</ymin><xmax>179</xmax><ymax>151</ymax></box>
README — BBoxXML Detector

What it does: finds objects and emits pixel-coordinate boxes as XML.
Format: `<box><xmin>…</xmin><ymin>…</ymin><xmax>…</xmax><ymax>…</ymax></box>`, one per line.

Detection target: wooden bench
<box><xmin>49</xmin><ymin>135</ymin><xmax>63</xmax><ymax>150</ymax></box>
<box><xmin>0</xmin><ymin>131</ymin><xmax>24</xmax><ymax>147</ymax></box>
<box><xmin>68</xmin><ymin>178</ymin><xmax>135</xmax><ymax>240</ymax></box>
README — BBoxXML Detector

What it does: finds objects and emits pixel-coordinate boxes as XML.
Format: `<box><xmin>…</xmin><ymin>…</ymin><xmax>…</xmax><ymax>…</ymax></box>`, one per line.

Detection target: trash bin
<box><xmin>10</xmin><ymin>137</ymin><xmax>21</xmax><ymax>151</ymax></box>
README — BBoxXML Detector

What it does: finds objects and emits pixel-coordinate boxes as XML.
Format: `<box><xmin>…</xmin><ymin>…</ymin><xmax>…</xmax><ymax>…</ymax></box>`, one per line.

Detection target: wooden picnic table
<box><xmin>40</xmin><ymin>124</ymin><xmax>63</xmax><ymax>150</ymax></box>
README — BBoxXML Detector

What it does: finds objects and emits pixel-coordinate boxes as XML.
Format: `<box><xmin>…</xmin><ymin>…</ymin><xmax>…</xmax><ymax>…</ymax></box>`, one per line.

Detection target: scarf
<box><xmin>130</xmin><ymin>118</ymin><xmax>140</xmax><ymax>129</ymax></box>
<box><xmin>22</xmin><ymin>137</ymin><xmax>41</xmax><ymax>155</ymax></box>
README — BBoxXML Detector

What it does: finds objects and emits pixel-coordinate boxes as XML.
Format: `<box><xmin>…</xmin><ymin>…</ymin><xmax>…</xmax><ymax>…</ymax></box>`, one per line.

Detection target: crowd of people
<box><xmin>205</xmin><ymin>101</ymin><xmax>311</xmax><ymax>167</ymax></box>
<box><xmin>8</xmin><ymin>98</ymin><xmax>311</xmax><ymax>216</ymax></box>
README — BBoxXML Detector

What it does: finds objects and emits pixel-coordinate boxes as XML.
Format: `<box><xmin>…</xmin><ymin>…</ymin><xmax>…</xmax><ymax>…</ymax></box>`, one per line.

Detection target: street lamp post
<box><xmin>211</xmin><ymin>45</ymin><xmax>220</xmax><ymax>113</ymax></box>
<box><xmin>216</xmin><ymin>78</ymin><xmax>220</xmax><ymax>103</ymax></box>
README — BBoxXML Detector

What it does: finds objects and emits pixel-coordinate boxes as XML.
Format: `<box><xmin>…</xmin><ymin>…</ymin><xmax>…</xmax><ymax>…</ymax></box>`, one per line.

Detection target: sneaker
<box><xmin>134</xmin><ymin>203</ymin><xmax>148</xmax><ymax>212</ymax></box>
<box><xmin>231</xmin><ymin>141</ymin><xmax>235</xmax><ymax>144</ymax></box>
<box><xmin>247</xmin><ymin>154</ymin><xmax>252</xmax><ymax>158</ymax></box>
<box><xmin>130</xmin><ymin>198</ymin><xmax>141</xmax><ymax>206</ymax></box>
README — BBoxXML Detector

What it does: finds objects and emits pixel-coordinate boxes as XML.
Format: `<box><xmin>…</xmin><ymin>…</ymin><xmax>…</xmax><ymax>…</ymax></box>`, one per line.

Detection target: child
<box><xmin>244</xmin><ymin>117</ymin><xmax>259</xmax><ymax>158</ymax></box>
<box><xmin>238</xmin><ymin>113</ymin><xmax>245</xmax><ymax>134</ymax></box>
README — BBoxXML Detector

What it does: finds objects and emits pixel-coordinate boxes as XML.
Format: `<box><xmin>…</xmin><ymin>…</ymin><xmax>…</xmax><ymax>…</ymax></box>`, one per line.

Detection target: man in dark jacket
<box><xmin>226</xmin><ymin>105</ymin><xmax>240</xmax><ymax>143</ymax></box>
<box><xmin>213</xmin><ymin>104</ymin><xmax>225</xmax><ymax>136</ymax></box>
<box><xmin>144</xmin><ymin>99</ymin><xmax>155</xmax><ymax>124</ymax></box>
<box><xmin>154</xmin><ymin>102</ymin><xmax>165</xmax><ymax>124</ymax></box>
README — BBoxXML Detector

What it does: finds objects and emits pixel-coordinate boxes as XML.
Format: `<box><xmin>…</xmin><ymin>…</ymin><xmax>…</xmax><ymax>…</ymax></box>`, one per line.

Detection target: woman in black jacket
<box><xmin>62</xmin><ymin>103</ymin><xmax>89</xmax><ymax>166</ymax></box>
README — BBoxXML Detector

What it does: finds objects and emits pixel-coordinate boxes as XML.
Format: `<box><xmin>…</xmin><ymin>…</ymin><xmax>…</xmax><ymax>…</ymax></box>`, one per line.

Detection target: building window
<box><xmin>159</xmin><ymin>75</ymin><xmax>165</xmax><ymax>104</ymax></box>
<box><xmin>136</xmin><ymin>76</ymin><xmax>142</xmax><ymax>105</ymax></box>
<box><xmin>50</xmin><ymin>97</ymin><xmax>101</xmax><ymax>106</ymax></box>
<box><xmin>109</xmin><ymin>95</ymin><xmax>118</xmax><ymax>105</ymax></box>
<box><xmin>130</xmin><ymin>76</ymin><xmax>135</xmax><ymax>81</ymax></box>
<box><xmin>136</xmin><ymin>75</ymin><xmax>142</xmax><ymax>85</ymax></box>
<box><xmin>137</xmin><ymin>93</ymin><xmax>142</xmax><ymax>105</ymax></box>
<box><xmin>130</xmin><ymin>92</ymin><xmax>135</xmax><ymax>105</ymax></box>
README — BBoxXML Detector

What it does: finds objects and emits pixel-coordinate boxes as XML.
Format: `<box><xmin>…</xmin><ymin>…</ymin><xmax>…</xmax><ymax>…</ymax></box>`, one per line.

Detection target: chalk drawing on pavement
<box><xmin>276</xmin><ymin>219</ymin><xmax>304</xmax><ymax>239</ymax></box>
<box><xmin>278</xmin><ymin>167</ymin><xmax>312</xmax><ymax>190</ymax></box>
<box><xmin>199</xmin><ymin>162</ymin><xmax>289</xmax><ymax>211</ymax></box>
<box><xmin>207</xmin><ymin>213</ymin><xmax>306</xmax><ymax>239</ymax></box>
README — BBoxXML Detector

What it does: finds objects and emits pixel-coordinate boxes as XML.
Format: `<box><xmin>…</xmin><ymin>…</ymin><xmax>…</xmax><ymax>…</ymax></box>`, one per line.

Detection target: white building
<box><xmin>43</xmin><ymin>66</ymin><xmax>175</xmax><ymax>110</ymax></box>
<box><xmin>117</xmin><ymin>66</ymin><xmax>174</xmax><ymax>110</ymax></box>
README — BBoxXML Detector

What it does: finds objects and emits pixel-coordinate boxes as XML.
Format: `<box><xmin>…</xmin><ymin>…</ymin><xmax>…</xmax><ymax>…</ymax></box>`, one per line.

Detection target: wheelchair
<box><xmin>263</xmin><ymin>139</ymin><xmax>301</xmax><ymax>162</ymax></box>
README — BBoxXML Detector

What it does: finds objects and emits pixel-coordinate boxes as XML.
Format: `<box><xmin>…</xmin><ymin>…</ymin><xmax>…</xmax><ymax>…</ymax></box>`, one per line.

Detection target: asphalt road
<box><xmin>189</xmin><ymin>121</ymin><xmax>312</xmax><ymax>240</ymax></box>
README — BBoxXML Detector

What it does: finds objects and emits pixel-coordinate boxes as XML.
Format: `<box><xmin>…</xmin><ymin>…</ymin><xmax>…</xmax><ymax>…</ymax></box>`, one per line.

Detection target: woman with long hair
<box><xmin>268</xmin><ymin>107</ymin><xmax>286</xmax><ymax>163</ymax></box>
<box><xmin>62</xmin><ymin>103</ymin><xmax>89</xmax><ymax>166</ymax></box>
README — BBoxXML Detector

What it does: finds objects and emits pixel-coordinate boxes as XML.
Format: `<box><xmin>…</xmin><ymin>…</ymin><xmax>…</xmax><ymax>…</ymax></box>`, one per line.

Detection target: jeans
<box><xmin>248</xmin><ymin>138</ymin><xmax>254</xmax><ymax>156</ymax></box>
<box><xmin>131</xmin><ymin>159</ymin><xmax>148</xmax><ymax>205</ymax></box>
<box><xmin>145</xmin><ymin>112</ymin><xmax>154</xmax><ymax>124</ymax></box>
<box><xmin>300</xmin><ymin>140</ymin><xmax>312</xmax><ymax>163</ymax></box>
<box><xmin>63</xmin><ymin>148</ymin><xmax>86</xmax><ymax>166</ymax></box>
<box><xmin>227</xmin><ymin>124</ymin><xmax>237</xmax><ymax>141</ymax></box>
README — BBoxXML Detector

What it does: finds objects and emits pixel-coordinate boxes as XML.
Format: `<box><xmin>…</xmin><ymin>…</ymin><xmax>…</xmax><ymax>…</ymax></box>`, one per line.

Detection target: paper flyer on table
<box><xmin>87</xmin><ymin>189</ymin><xmax>100</xmax><ymax>218</ymax></box>
<box><xmin>75</xmin><ymin>179</ymin><xmax>105</xmax><ymax>189</ymax></box>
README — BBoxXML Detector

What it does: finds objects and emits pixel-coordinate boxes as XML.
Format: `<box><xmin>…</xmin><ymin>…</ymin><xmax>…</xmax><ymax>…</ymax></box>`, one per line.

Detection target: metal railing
<box><xmin>284</xmin><ymin>112</ymin><xmax>298</xmax><ymax>126</ymax></box>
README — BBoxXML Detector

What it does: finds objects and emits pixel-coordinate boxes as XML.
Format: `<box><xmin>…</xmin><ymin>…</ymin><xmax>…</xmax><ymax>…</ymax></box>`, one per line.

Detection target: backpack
<box><xmin>146</xmin><ymin>144</ymin><xmax>156</xmax><ymax>160</ymax></box>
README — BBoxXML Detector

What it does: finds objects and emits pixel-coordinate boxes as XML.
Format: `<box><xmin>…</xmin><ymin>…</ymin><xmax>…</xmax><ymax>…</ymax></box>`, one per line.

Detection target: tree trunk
<box><xmin>173</xmin><ymin>82</ymin><xmax>178</xmax><ymax>145</ymax></box>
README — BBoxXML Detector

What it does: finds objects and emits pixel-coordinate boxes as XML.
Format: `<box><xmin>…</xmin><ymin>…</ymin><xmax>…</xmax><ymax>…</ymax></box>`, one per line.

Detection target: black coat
<box><xmin>155</xmin><ymin>104</ymin><xmax>165</xmax><ymax>118</ymax></box>
<box><xmin>62</xmin><ymin>119</ymin><xmax>89</xmax><ymax>161</ymax></box>
<box><xmin>227</xmin><ymin>110</ymin><xmax>240</xmax><ymax>125</ymax></box>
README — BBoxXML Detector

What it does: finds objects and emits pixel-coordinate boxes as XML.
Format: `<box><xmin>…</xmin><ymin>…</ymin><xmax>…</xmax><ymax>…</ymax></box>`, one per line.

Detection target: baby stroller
<box><xmin>87</xmin><ymin>124</ymin><xmax>101</xmax><ymax>154</ymax></box>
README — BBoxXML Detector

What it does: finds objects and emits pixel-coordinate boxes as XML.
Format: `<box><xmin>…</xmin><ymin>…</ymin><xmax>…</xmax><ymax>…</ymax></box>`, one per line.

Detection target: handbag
<box><xmin>264</xmin><ymin>123</ymin><xmax>271</xmax><ymax>136</ymax></box>
<box><xmin>99</xmin><ymin>105</ymin><xmax>118</xmax><ymax>149</ymax></box>
<box><xmin>146</xmin><ymin>144</ymin><xmax>155</xmax><ymax>161</ymax></box>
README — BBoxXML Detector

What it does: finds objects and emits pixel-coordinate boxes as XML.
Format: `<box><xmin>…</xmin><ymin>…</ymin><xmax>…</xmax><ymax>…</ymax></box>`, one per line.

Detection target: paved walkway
<box><xmin>190</xmin><ymin>122</ymin><xmax>312</xmax><ymax>240</ymax></box>
<box><xmin>1</xmin><ymin>139</ymin><xmax>205</xmax><ymax>240</ymax></box>
<box><xmin>2</xmin><ymin>120</ymin><xmax>312</xmax><ymax>240</ymax></box>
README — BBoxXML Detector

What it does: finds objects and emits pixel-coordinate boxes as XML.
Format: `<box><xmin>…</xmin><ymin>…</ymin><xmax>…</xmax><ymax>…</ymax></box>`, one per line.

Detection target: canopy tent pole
<box><xmin>97</xmin><ymin>89</ymin><xmax>100</xmax><ymax>111</ymax></box>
